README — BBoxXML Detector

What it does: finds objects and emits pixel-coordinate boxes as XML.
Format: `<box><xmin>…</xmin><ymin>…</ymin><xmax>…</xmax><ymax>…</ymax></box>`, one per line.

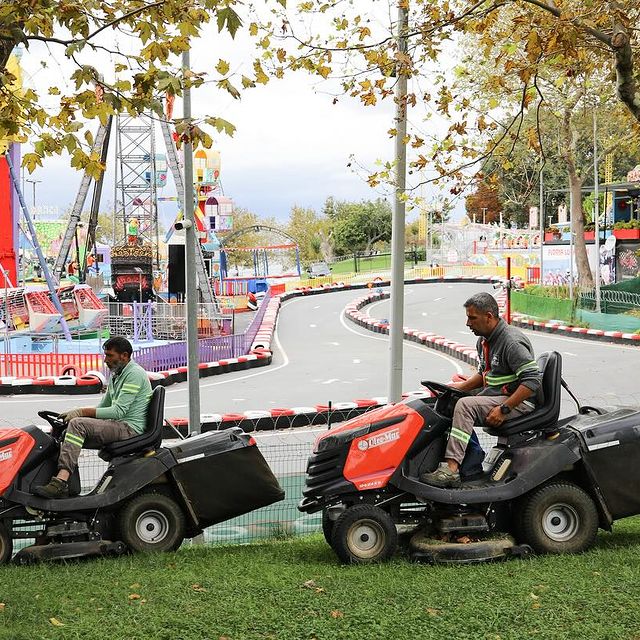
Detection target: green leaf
<box><xmin>217</xmin><ymin>7</ymin><xmax>242</xmax><ymax>38</ymax></box>
<box><xmin>205</xmin><ymin>117</ymin><xmax>236</xmax><ymax>137</ymax></box>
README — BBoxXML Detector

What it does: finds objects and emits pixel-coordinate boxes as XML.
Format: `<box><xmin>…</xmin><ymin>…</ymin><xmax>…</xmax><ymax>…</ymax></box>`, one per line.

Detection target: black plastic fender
<box><xmin>7</xmin><ymin>449</ymin><xmax>177</xmax><ymax>514</ymax></box>
<box><xmin>394</xmin><ymin>432</ymin><xmax>582</xmax><ymax>505</ymax></box>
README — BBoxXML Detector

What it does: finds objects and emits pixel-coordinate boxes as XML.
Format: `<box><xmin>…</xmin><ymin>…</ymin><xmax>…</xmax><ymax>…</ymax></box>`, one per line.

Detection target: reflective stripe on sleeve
<box><xmin>450</xmin><ymin>427</ymin><xmax>471</xmax><ymax>444</ymax></box>
<box><xmin>515</xmin><ymin>360</ymin><xmax>539</xmax><ymax>376</ymax></box>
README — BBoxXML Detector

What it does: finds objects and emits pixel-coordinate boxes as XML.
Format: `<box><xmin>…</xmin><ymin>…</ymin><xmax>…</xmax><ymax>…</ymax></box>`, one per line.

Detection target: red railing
<box><xmin>0</xmin><ymin>353</ymin><xmax>105</xmax><ymax>378</ymax></box>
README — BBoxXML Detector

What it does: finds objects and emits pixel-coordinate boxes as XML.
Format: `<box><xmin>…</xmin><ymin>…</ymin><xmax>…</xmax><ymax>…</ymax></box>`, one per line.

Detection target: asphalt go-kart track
<box><xmin>3</xmin><ymin>281</ymin><xmax>638</xmax><ymax>429</ymax></box>
<box><xmin>2</xmin><ymin>280</ymin><xmax>639</xmax><ymax>547</ymax></box>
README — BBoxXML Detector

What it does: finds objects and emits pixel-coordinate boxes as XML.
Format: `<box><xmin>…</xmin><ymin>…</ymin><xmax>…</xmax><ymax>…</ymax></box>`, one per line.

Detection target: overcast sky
<box><xmin>17</xmin><ymin>4</ymin><xmax>455</xmax><ymax>227</ymax></box>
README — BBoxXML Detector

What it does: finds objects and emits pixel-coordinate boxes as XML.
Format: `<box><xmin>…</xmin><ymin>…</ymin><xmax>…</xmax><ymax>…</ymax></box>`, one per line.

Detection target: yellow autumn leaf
<box><xmin>129</xmin><ymin>593</ymin><xmax>141</xmax><ymax>600</ymax></box>
<box><xmin>49</xmin><ymin>618</ymin><xmax>65</xmax><ymax>627</ymax></box>
<box><xmin>215</xmin><ymin>60</ymin><xmax>230</xmax><ymax>76</ymax></box>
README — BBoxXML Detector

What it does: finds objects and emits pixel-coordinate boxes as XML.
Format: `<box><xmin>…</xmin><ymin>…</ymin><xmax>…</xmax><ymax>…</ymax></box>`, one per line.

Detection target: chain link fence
<box><xmin>39</xmin><ymin>411</ymin><xmax>498</xmax><ymax>551</ymax></box>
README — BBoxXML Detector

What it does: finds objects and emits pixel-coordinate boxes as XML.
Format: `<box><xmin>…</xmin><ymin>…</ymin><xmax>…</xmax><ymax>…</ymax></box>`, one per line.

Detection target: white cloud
<box><xmin>15</xmin><ymin>7</ymin><xmax>460</xmax><ymax>225</ymax></box>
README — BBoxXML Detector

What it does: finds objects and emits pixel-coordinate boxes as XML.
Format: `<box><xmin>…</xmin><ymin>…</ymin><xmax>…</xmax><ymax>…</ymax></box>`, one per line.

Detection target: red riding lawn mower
<box><xmin>0</xmin><ymin>387</ymin><xmax>284</xmax><ymax>564</ymax></box>
<box><xmin>299</xmin><ymin>352</ymin><xmax>640</xmax><ymax>564</ymax></box>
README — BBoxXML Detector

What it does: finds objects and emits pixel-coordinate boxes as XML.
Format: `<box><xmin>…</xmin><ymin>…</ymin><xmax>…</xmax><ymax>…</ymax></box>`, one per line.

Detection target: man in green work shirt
<box><xmin>35</xmin><ymin>336</ymin><xmax>153</xmax><ymax>499</ymax></box>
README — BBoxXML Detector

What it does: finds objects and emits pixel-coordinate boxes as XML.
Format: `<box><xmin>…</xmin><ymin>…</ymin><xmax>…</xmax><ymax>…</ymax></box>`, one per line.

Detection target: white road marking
<box><xmin>321</xmin><ymin>378</ymin><xmax>339</xmax><ymax>385</ymax></box>
<box><xmin>434</xmin><ymin>297</ymin><xmax>444</xmax><ymax>302</ymax></box>
<box><xmin>563</xmin><ymin>352</ymin><xmax>577</xmax><ymax>357</ymax></box>
<box><xmin>339</xmin><ymin>309</ymin><xmax>464</xmax><ymax>374</ymax></box>
<box><xmin>421</xmin><ymin>312</ymin><xmax>427</xmax><ymax>316</ymax></box>
<box><xmin>232</xmin><ymin>398</ymin><xmax>247</xmax><ymax>402</ymax></box>
<box><xmin>168</xmin><ymin>319</ymin><xmax>291</xmax><ymax>392</ymax></box>
<box><xmin>353</xmin><ymin>358</ymin><xmax>361</xmax><ymax>364</ymax></box>
<box><xmin>328</xmin><ymin>341</ymin><xmax>340</xmax><ymax>346</ymax></box>
<box><xmin>309</xmin><ymin>323</ymin><xmax>317</xmax><ymax>328</ymax></box>
<box><xmin>313</xmin><ymin>305</ymin><xmax>320</xmax><ymax>309</ymax></box>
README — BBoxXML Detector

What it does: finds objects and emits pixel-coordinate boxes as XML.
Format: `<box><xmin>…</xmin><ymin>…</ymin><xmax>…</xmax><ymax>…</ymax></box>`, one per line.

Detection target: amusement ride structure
<box><xmin>0</xmin><ymin>60</ymin><xmax>231</xmax><ymax>340</ymax></box>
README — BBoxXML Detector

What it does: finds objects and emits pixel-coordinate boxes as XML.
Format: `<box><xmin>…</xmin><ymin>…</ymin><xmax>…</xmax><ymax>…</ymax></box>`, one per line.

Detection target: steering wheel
<box><xmin>420</xmin><ymin>380</ymin><xmax>466</xmax><ymax>398</ymax></box>
<box><xmin>420</xmin><ymin>380</ymin><xmax>470</xmax><ymax>418</ymax></box>
<box><xmin>37</xmin><ymin>410</ymin><xmax>66</xmax><ymax>439</ymax></box>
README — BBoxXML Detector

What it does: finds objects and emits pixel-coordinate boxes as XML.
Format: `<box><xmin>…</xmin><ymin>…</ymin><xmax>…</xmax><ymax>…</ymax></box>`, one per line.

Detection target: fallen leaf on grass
<box><xmin>302</xmin><ymin>580</ymin><xmax>325</xmax><ymax>594</ymax></box>
<box><xmin>128</xmin><ymin>594</ymin><xmax>141</xmax><ymax>600</ymax></box>
<box><xmin>426</xmin><ymin>608</ymin><xmax>441</xmax><ymax>617</ymax></box>
<box><xmin>330</xmin><ymin>610</ymin><xmax>344</xmax><ymax>619</ymax></box>
<box><xmin>531</xmin><ymin>602</ymin><xmax>541</xmax><ymax>610</ymax></box>
<box><xmin>0</xmin><ymin>603</ymin><xmax>5</xmax><ymax>611</ymax></box>
<box><xmin>191</xmin><ymin>584</ymin><xmax>208</xmax><ymax>593</ymax></box>
<box><xmin>529</xmin><ymin>593</ymin><xmax>539</xmax><ymax>600</ymax></box>
<box><xmin>456</xmin><ymin>535</ymin><xmax>472</xmax><ymax>544</ymax></box>
<box><xmin>49</xmin><ymin>618</ymin><xmax>65</xmax><ymax>627</ymax></box>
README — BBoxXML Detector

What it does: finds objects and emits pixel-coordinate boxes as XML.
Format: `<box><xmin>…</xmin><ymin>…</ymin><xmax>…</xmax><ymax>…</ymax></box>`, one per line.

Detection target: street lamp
<box><xmin>25</xmin><ymin>179</ymin><xmax>41</xmax><ymax>212</ymax></box>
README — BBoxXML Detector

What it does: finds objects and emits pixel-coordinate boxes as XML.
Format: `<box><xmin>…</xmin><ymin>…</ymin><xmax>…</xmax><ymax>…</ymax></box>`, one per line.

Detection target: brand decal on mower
<box><xmin>0</xmin><ymin>449</ymin><xmax>12</xmax><ymax>462</ymax></box>
<box><xmin>357</xmin><ymin>428</ymin><xmax>400</xmax><ymax>451</ymax></box>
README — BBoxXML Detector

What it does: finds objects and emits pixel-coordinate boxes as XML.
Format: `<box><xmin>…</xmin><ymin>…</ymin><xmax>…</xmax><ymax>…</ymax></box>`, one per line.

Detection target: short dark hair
<box><xmin>464</xmin><ymin>292</ymin><xmax>499</xmax><ymax>317</ymax></box>
<box><xmin>103</xmin><ymin>336</ymin><xmax>133</xmax><ymax>357</ymax></box>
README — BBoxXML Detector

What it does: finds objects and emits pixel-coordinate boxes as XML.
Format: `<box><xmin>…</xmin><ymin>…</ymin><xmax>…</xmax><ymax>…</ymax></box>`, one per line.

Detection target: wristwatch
<box><xmin>500</xmin><ymin>404</ymin><xmax>512</xmax><ymax>415</ymax></box>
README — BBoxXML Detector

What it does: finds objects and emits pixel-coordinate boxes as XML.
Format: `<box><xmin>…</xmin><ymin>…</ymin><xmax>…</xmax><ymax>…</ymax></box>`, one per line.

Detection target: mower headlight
<box><xmin>316</xmin><ymin>425</ymin><xmax>371</xmax><ymax>453</ymax></box>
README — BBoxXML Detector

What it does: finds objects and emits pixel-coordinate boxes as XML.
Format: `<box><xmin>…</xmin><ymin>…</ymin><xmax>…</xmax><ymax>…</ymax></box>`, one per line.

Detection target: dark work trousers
<box><xmin>58</xmin><ymin>416</ymin><xmax>138</xmax><ymax>473</ymax></box>
<box><xmin>445</xmin><ymin>395</ymin><xmax>534</xmax><ymax>464</ymax></box>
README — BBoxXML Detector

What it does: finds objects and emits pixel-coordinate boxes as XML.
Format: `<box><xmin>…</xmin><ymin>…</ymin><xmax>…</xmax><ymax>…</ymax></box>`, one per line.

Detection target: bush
<box><xmin>613</xmin><ymin>219</ymin><xmax>640</xmax><ymax>230</ymax></box>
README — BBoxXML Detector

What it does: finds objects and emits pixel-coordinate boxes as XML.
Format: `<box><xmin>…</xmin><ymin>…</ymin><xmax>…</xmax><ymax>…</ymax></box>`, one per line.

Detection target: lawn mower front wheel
<box><xmin>0</xmin><ymin>521</ymin><xmax>12</xmax><ymax>564</ymax></box>
<box><xmin>331</xmin><ymin>505</ymin><xmax>398</xmax><ymax>564</ymax></box>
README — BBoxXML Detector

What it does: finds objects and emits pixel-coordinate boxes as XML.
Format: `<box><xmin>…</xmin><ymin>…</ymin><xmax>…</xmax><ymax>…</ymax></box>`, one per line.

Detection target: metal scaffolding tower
<box><xmin>113</xmin><ymin>114</ymin><xmax>160</xmax><ymax>266</ymax></box>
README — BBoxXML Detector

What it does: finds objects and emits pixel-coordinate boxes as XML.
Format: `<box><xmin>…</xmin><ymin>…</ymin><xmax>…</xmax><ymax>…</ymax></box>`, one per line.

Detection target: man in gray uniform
<box><xmin>421</xmin><ymin>292</ymin><xmax>542</xmax><ymax>488</ymax></box>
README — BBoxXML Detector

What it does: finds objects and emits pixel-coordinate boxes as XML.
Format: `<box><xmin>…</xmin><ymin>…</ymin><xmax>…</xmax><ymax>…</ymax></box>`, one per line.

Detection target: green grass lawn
<box><xmin>1</xmin><ymin>518</ymin><xmax>640</xmax><ymax>640</ymax></box>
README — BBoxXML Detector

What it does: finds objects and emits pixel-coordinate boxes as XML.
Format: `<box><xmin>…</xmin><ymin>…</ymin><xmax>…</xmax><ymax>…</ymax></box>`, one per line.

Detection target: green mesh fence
<box><xmin>511</xmin><ymin>291</ymin><xmax>576</xmax><ymax>322</ymax></box>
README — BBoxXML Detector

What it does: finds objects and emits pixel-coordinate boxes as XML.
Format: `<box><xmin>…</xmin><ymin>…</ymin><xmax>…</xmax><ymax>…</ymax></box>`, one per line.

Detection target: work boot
<box><xmin>34</xmin><ymin>477</ymin><xmax>69</xmax><ymax>499</ymax></box>
<box><xmin>420</xmin><ymin>463</ymin><xmax>462</xmax><ymax>488</ymax></box>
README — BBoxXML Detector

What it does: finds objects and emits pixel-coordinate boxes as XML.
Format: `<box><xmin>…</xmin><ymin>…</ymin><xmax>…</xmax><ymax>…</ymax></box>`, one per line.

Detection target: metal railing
<box><xmin>106</xmin><ymin>301</ymin><xmax>232</xmax><ymax>341</ymax></box>
<box><xmin>133</xmin><ymin>334</ymin><xmax>247</xmax><ymax>372</ymax></box>
<box><xmin>580</xmin><ymin>288</ymin><xmax>640</xmax><ymax>314</ymax></box>
<box><xmin>242</xmin><ymin>290</ymin><xmax>272</xmax><ymax>349</ymax></box>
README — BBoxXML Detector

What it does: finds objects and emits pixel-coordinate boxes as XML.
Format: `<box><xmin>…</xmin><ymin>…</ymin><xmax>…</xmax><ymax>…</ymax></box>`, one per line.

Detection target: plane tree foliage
<box><xmin>254</xmin><ymin>1</ymin><xmax>639</xmax><ymax>195</ymax></box>
<box><xmin>0</xmin><ymin>0</ymin><xmax>284</xmax><ymax>177</ymax></box>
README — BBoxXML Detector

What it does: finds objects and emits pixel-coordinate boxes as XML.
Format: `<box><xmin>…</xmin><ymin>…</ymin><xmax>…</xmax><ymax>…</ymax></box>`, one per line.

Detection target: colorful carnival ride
<box><xmin>0</xmin><ymin>285</ymin><xmax>107</xmax><ymax>334</ymax></box>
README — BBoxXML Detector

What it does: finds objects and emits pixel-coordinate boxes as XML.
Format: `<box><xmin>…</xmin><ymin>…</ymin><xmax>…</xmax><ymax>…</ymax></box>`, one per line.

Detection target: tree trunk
<box><xmin>560</xmin><ymin>104</ymin><xmax>593</xmax><ymax>288</ymax></box>
<box><xmin>569</xmin><ymin>173</ymin><xmax>593</xmax><ymax>287</ymax></box>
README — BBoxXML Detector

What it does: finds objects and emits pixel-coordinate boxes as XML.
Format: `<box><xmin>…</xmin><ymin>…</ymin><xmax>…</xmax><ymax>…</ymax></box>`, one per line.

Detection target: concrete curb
<box><xmin>510</xmin><ymin>314</ymin><xmax>640</xmax><ymax>345</ymax></box>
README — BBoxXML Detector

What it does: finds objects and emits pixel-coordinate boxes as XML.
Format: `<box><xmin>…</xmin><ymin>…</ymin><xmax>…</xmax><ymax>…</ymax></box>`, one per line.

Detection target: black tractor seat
<box><xmin>483</xmin><ymin>351</ymin><xmax>562</xmax><ymax>438</ymax></box>
<box><xmin>99</xmin><ymin>386</ymin><xmax>165</xmax><ymax>462</ymax></box>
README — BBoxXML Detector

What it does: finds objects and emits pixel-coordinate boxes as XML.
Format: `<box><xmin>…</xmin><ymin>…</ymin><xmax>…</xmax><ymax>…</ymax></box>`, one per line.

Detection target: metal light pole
<box><xmin>183</xmin><ymin>49</ymin><xmax>201</xmax><ymax>434</ymax></box>
<box><xmin>539</xmin><ymin>170</ymin><xmax>544</xmax><ymax>284</ymax></box>
<box><xmin>388</xmin><ymin>2</ymin><xmax>408</xmax><ymax>403</ymax></box>
<box><xmin>593</xmin><ymin>106</ymin><xmax>601</xmax><ymax>312</ymax></box>
<box><xmin>568</xmin><ymin>185</ymin><xmax>574</xmax><ymax>300</ymax></box>
<box><xmin>25</xmin><ymin>178</ymin><xmax>41</xmax><ymax>217</ymax></box>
